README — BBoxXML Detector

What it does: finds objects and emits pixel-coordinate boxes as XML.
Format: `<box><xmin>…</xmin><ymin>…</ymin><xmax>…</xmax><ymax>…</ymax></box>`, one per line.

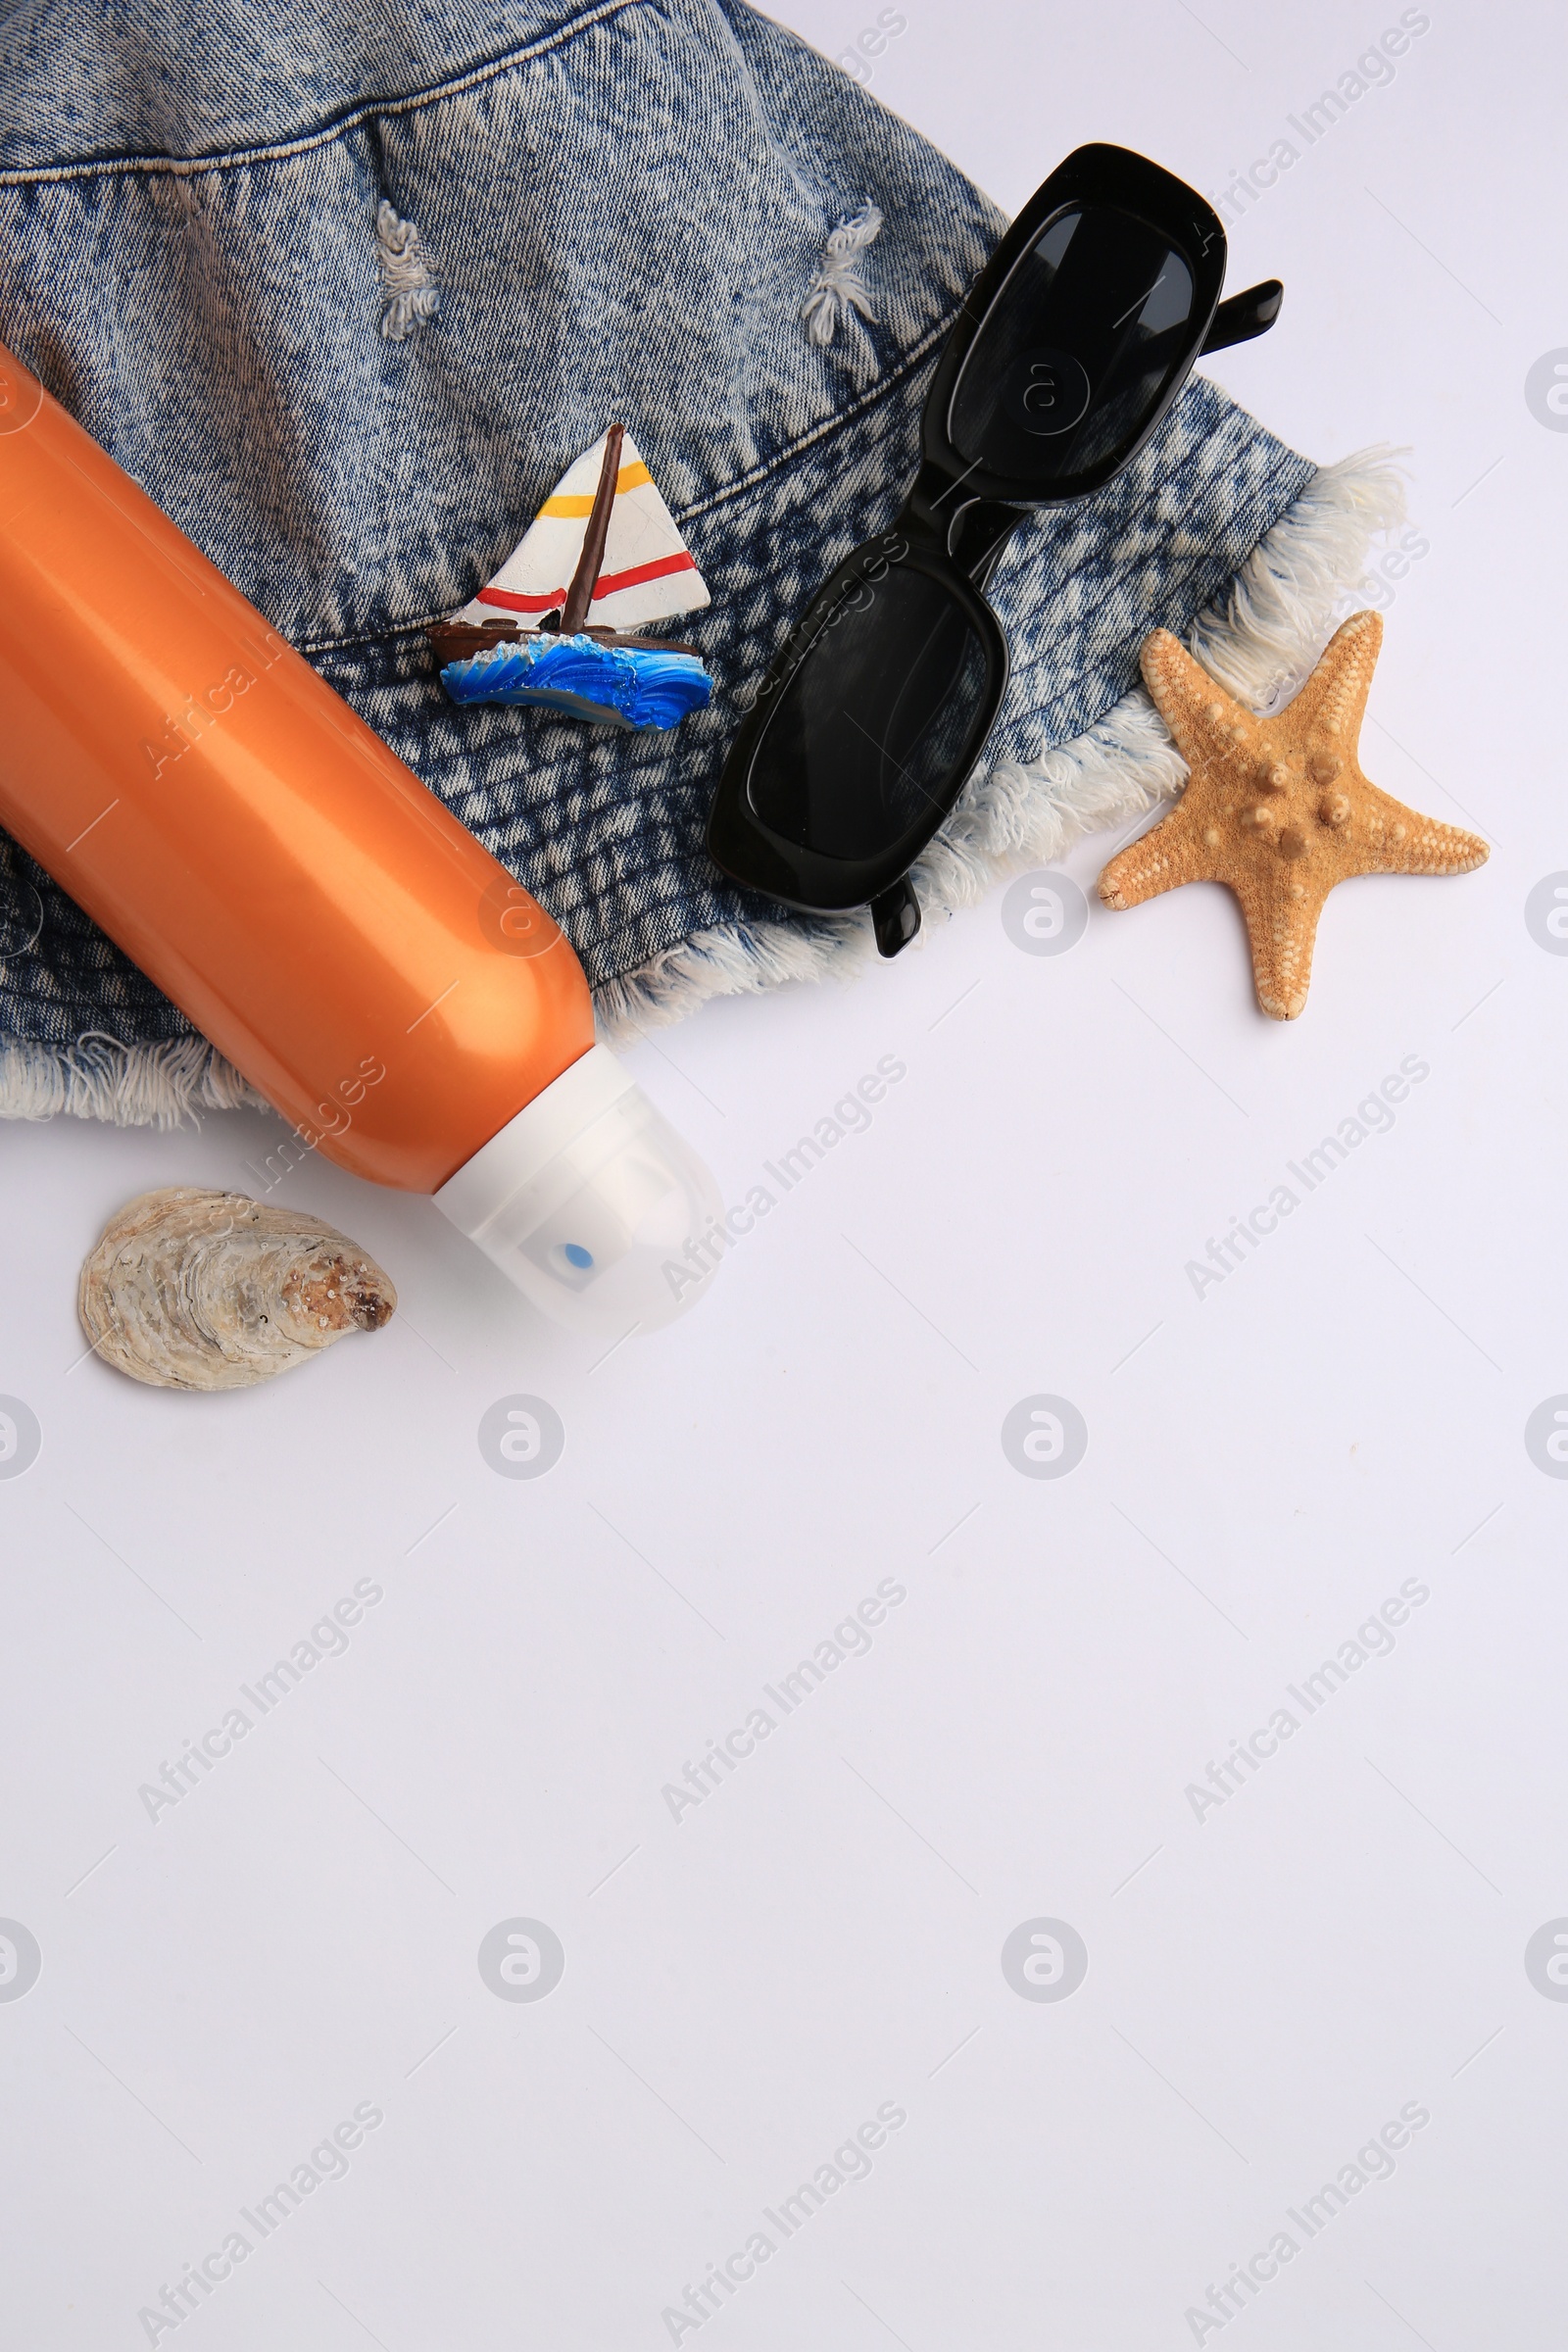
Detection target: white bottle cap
<box><xmin>433</xmin><ymin>1046</ymin><xmax>724</xmax><ymax>1335</ymax></box>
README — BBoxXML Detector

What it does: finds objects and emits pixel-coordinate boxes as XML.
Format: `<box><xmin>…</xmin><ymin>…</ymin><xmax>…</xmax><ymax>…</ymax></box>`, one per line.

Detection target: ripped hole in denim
<box><xmin>802</xmin><ymin>204</ymin><xmax>883</xmax><ymax>348</ymax></box>
<box><xmin>376</xmin><ymin>200</ymin><xmax>438</xmax><ymax>342</ymax></box>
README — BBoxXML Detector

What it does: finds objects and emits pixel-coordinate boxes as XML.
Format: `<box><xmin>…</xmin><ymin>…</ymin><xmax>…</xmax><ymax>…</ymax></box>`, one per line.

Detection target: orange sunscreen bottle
<box><xmin>0</xmin><ymin>341</ymin><xmax>721</xmax><ymax>1333</ymax></box>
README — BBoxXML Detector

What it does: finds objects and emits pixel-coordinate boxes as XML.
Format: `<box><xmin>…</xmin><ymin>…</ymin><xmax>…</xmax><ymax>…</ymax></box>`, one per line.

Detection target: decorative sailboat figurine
<box><xmin>429</xmin><ymin>424</ymin><xmax>713</xmax><ymax>730</ymax></box>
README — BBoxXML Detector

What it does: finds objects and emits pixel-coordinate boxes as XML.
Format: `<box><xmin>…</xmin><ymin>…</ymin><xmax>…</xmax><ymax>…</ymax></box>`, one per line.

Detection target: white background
<box><xmin>3</xmin><ymin>3</ymin><xmax>1566</xmax><ymax>2347</ymax></box>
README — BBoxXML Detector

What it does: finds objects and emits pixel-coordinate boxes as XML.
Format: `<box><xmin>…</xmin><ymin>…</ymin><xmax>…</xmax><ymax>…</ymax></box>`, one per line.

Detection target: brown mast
<box><xmin>559</xmin><ymin>422</ymin><xmax>623</xmax><ymax>635</ymax></box>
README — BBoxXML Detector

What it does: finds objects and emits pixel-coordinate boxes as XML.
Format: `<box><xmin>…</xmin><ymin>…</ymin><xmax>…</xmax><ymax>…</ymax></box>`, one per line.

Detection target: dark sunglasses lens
<box><xmin>950</xmin><ymin>204</ymin><xmax>1196</xmax><ymax>488</ymax></box>
<box><xmin>748</xmin><ymin>568</ymin><xmax>992</xmax><ymax>863</ymax></box>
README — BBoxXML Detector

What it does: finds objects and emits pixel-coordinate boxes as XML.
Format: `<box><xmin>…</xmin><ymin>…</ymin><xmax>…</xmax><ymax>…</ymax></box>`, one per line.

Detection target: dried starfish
<box><xmin>1098</xmin><ymin>612</ymin><xmax>1488</xmax><ymax>1018</ymax></box>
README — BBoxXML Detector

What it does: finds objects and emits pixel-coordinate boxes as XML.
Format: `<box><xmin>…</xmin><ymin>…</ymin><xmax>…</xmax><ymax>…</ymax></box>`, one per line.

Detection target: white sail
<box><xmin>456</xmin><ymin>429</ymin><xmax>710</xmax><ymax>633</ymax></box>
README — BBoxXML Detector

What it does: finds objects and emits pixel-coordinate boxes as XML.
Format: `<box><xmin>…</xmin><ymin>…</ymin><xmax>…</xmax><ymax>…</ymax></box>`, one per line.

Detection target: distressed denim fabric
<box><xmin>0</xmin><ymin>0</ymin><xmax>1315</xmax><ymax>1084</ymax></box>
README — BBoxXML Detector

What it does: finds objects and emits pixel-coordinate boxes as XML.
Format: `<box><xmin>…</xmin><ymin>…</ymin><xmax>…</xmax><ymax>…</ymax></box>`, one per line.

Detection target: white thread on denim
<box><xmin>802</xmin><ymin>204</ymin><xmax>883</xmax><ymax>347</ymax></box>
<box><xmin>375</xmin><ymin>200</ymin><xmax>438</xmax><ymax>341</ymax></box>
<box><xmin>0</xmin><ymin>1031</ymin><xmax>263</xmax><ymax>1125</ymax></box>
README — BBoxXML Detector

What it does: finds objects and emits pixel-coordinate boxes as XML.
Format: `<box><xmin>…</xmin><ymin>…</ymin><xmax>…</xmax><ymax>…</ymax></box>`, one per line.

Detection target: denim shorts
<box><xmin>0</xmin><ymin>0</ymin><xmax>1321</xmax><ymax>1117</ymax></box>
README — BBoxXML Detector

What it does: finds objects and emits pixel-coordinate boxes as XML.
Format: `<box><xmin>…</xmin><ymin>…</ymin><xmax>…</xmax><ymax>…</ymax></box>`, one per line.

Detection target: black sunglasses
<box><xmin>707</xmin><ymin>142</ymin><xmax>1283</xmax><ymax>956</ymax></box>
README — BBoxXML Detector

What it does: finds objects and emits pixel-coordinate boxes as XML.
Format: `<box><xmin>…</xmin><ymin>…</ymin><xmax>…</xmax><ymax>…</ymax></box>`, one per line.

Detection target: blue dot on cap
<box><xmin>563</xmin><ymin>1243</ymin><xmax>593</xmax><ymax>1269</ymax></box>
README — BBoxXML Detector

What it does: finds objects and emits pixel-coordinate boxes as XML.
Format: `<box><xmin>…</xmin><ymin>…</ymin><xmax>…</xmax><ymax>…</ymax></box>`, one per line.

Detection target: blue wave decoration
<box><xmin>441</xmin><ymin>634</ymin><xmax>712</xmax><ymax>729</ymax></box>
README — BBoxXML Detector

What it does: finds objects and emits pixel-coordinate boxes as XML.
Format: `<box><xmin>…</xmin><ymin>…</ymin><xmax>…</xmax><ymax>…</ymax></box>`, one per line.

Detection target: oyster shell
<box><xmin>78</xmin><ymin>1188</ymin><xmax>397</xmax><ymax>1391</ymax></box>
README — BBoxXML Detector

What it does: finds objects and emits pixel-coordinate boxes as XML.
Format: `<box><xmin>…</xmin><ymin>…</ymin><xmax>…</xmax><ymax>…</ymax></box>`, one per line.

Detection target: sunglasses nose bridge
<box><xmin>906</xmin><ymin>459</ymin><xmax>975</xmax><ymax>556</ymax></box>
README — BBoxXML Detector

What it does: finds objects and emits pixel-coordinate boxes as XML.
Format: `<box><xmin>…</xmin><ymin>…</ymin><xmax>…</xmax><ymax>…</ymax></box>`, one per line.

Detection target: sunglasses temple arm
<box><xmin>1200</xmin><ymin>278</ymin><xmax>1284</xmax><ymax>354</ymax></box>
<box><xmin>870</xmin><ymin>876</ymin><xmax>921</xmax><ymax>957</ymax></box>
